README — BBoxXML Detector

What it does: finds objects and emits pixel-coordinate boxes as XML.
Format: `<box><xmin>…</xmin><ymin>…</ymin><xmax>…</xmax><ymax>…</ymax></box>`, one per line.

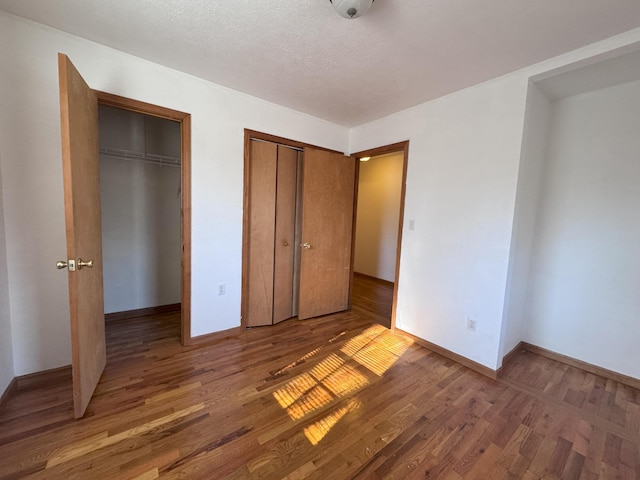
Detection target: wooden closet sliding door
<box><xmin>298</xmin><ymin>148</ymin><xmax>356</xmax><ymax>320</ymax></box>
<box><xmin>246</xmin><ymin>140</ymin><xmax>277</xmax><ymax>327</ymax></box>
<box><xmin>245</xmin><ymin>138</ymin><xmax>356</xmax><ymax>326</ymax></box>
<box><xmin>272</xmin><ymin>146</ymin><xmax>298</xmax><ymax>324</ymax></box>
<box><xmin>246</xmin><ymin>141</ymin><xmax>298</xmax><ymax>327</ymax></box>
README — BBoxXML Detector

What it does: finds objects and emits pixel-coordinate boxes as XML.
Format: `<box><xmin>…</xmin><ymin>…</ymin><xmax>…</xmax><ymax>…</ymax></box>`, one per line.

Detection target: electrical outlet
<box><xmin>466</xmin><ymin>317</ymin><xmax>477</xmax><ymax>332</ymax></box>
<box><xmin>218</xmin><ymin>283</ymin><xmax>226</xmax><ymax>296</ymax></box>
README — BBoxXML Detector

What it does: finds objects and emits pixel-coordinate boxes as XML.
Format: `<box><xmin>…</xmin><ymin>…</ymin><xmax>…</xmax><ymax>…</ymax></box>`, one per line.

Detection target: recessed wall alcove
<box><xmin>502</xmin><ymin>45</ymin><xmax>640</xmax><ymax>380</ymax></box>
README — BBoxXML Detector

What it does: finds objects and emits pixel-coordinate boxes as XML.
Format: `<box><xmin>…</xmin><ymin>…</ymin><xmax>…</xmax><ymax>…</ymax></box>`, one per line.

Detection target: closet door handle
<box><xmin>56</xmin><ymin>259</ymin><xmax>76</xmax><ymax>271</ymax></box>
<box><xmin>77</xmin><ymin>258</ymin><xmax>94</xmax><ymax>270</ymax></box>
<box><xmin>301</xmin><ymin>242</ymin><xmax>311</xmax><ymax>250</ymax></box>
<box><xmin>283</xmin><ymin>240</ymin><xmax>289</xmax><ymax>247</ymax></box>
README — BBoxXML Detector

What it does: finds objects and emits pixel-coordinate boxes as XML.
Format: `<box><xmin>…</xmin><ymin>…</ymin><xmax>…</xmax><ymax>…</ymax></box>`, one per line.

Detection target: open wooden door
<box><xmin>298</xmin><ymin>148</ymin><xmax>356</xmax><ymax>319</ymax></box>
<box><xmin>58</xmin><ymin>53</ymin><xmax>106</xmax><ymax>418</ymax></box>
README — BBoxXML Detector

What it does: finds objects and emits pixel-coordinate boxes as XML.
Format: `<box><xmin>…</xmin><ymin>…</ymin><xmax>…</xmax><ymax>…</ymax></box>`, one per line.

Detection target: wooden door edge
<box><xmin>180</xmin><ymin>116</ymin><xmax>192</xmax><ymax>345</ymax></box>
<box><xmin>240</xmin><ymin>130</ymin><xmax>252</xmax><ymax>330</ymax></box>
<box><xmin>347</xmin><ymin>155</ymin><xmax>360</xmax><ymax>311</ymax></box>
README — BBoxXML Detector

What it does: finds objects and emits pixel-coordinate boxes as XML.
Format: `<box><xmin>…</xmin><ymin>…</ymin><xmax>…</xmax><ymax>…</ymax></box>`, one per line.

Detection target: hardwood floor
<box><xmin>1</xmin><ymin>277</ymin><xmax>638</xmax><ymax>479</ymax></box>
<box><xmin>351</xmin><ymin>273</ymin><xmax>393</xmax><ymax>329</ymax></box>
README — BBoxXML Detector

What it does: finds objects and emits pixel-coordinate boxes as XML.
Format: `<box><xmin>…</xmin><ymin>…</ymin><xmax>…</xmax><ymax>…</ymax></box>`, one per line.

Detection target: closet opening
<box><xmin>95</xmin><ymin>93</ymin><xmax>191</xmax><ymax>344</ymax></box>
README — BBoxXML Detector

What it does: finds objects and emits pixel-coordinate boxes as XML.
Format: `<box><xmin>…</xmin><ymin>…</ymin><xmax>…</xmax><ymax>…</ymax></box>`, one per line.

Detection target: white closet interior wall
<box><xmin>98</xmin><ymin>105</ymin><xmax>182</xmax><ymax>314</ymax></box>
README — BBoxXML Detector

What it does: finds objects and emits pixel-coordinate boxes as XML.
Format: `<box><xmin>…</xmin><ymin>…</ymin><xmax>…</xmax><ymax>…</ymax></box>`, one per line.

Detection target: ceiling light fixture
<box><xmin>329</xmin><ymin>0</ymin><xmax>374</xmax><ymax>19</ymax></box>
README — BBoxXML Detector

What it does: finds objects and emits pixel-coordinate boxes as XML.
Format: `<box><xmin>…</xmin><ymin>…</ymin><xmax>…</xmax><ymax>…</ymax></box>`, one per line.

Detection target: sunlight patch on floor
<box><xmin>272</xmin><ymin>326</ymin><xmax>413</xmax><ymax>445</ymax></box>
<box><xmin>304</xmin><ymin>398</ymin><xmax>361</xmax><ymax>446</ymax></box>
<box><xmin>348</xmin><ymin>330</ymin><xmax>412</xmax><ymax>376</ymax></box>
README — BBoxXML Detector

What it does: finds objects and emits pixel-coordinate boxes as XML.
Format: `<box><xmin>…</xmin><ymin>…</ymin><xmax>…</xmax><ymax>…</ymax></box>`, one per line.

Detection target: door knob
<box><xmin>77</xmin><ymin>258</ymin><xmax>94</xmax><ymax>270</ymax></box>
<box><xmin>283</xmin><ymin>240</ymin><xmax>289</xmax><ymax>247</ymax></box>
<box><xmin>56</xmin><ymin>259</ymin><xmax>76</xmax><ymax>271</ymax></box>
<box><xmin>301</xmin><ymin>242</ymin><xmax>311</xmax><ymax>250</ymax></box>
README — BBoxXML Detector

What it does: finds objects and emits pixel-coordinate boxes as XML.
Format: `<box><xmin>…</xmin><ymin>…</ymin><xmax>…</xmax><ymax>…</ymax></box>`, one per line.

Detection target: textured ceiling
<box><xmin>1</xmin><ymin>0</ymin><xmax>640</xmax><ymax>126</ymax></box>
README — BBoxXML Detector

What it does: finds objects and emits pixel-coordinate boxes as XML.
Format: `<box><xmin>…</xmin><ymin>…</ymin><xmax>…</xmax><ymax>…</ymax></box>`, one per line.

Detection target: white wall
<box><xmin>2</xmin><ymin>11</ymin><xmax>640</xmax><ymax>378</ymax></box>
<box><xmin>350</xmin><ymin>29</ymin><xmax>640</xmax><ymax>371</ymax></box>
<box><xmin>524</xmin><ymin>80</ymin><xmax>640</xmax><ymax>379</ymax></box>
<box><xmin>100</xmin><ymin>158</ymin><xmax>181</xmax><ymax>314</ymax></box>
<box><xmin>0</xmin><ymin>12</ymin><xmax>348</xmax><ymax>376</ymax></box>
<box><xmin>354</xmin><ymin>153</ymin><xmax>403</xmax><ymax>282</ymax></box>
<box><xmin>99</xmin><ymin>106</ymin><xmax>181</xmax><ymax>314</ymax></box>
<box><xmin>499</xmin><ymin>83</ymin><xmax>551</xmax><ymax>360</ymax></box>
<box><xmin>351</xmin><ymin>75</ymin><xmax>528</xmax><ymax>370</ymax></box>
<box><xmin>0</xmin><ymin>157</ymin><xmax>14</xmax><ymax>395</ymax></box>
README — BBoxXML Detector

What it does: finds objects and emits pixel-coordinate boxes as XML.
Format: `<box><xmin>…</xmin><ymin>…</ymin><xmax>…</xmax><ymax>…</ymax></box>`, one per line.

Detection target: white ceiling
<box><xmin>1</xmin><ymin>0</ymin><xmax>640</xmax><ymax>126</ymax></box>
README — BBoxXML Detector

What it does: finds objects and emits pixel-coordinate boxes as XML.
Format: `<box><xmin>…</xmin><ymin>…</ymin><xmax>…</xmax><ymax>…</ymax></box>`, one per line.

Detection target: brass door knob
<box><xmin>301</xmin><ymin>242</ymin><xmax>311</xmax><ymax>250</ymax></box>
<box><xmin>56</xmin><ymin>259</ymin><xmax>76</xmax><ymax>271</ymax></box>
<box><xmin>77</xmin><ymin>258</ymin><xmax>94</xmax><ymax>270</ymax></box>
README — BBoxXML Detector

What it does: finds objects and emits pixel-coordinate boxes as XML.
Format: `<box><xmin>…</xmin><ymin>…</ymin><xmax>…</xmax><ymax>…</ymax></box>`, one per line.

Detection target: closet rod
<box><xmin>99</xmin><ymin>146</ymin><xmax>181</xmax><ymax>168</ymax></box>
<box><xmin>250</xmin><ymin>137</ymin><xmax>303</xmax><ymax>152</ymax></box>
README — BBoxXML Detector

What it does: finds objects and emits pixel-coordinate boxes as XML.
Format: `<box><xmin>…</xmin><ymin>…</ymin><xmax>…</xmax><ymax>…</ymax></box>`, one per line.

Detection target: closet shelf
<box><xmin>99</xmin><ymin>146</ymin><xmax>181</xmax><ymax>168</ymax></box>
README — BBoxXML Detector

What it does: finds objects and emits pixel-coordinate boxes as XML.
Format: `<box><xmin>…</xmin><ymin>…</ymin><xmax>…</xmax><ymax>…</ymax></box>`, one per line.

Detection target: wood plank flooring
<box><xmin>351</xmin><ymin>273</ymin><xmax>393</xmax><ymax>329</ymax></box>
<box><xmin>1</xmin><ymin>277</ymin><xmax>639</xmax><ymax>479</ymax></box>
